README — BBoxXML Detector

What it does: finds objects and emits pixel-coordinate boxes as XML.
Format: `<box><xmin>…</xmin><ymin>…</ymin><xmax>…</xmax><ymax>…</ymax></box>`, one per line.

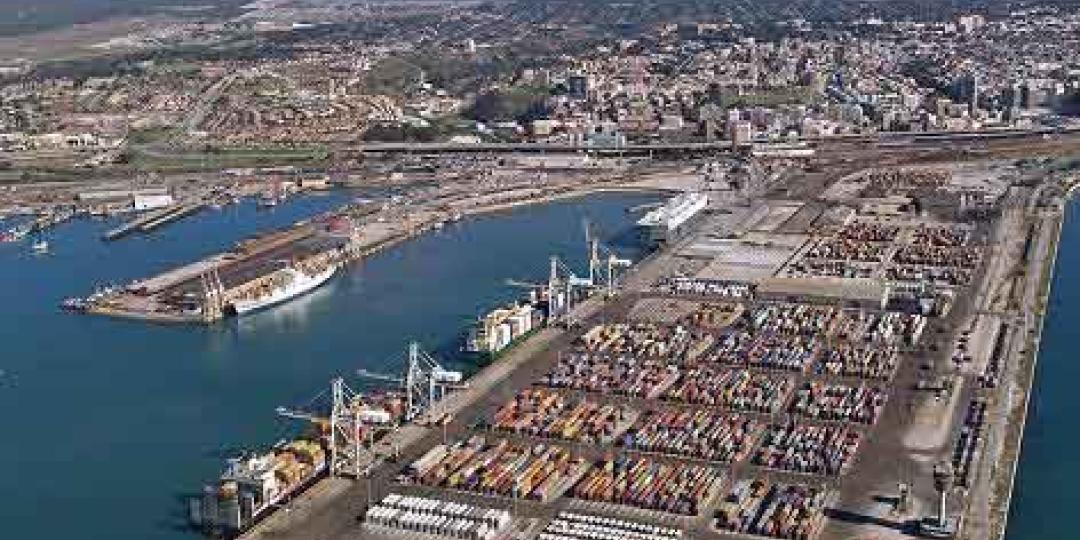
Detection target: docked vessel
<box><xmin>189</xmin><ymin>439</ymin><xmax>326</xmax><ymax>537</ymax></box>
<box><xmin>228</xmin><ymin>263</ymin><xmax>338</xmax><ymax>315</ymax></box>
<box><xmin>636</xmin><ymin>191</ymin><xmax>708</xmax><ymax>246</ymax></box>
<box><xmin>1</xmin><ymin>225</ymin><xmax>28</xmax><ymax>243</ymax></box>
<box><xmin>464</xmin><ymin>300</ymin><xmax>545</xmax><ymax>361</ymax></box>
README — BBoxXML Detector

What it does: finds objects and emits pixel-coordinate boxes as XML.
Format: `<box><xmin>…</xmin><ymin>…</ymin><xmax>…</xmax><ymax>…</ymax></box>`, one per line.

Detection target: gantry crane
<box><xmin>274</xmin><ymin>378</ymin><xmax>370</xmax><ymax>478</ymax></box>
<box><xmin>585</xmin><ymin>220</ymin><xmax>632</xmax><ymax>295</ymax></box>
<box><xmin>357</xmin><ymin>342</ymin><xmax>464</xmax><ymax>423</ymax></box>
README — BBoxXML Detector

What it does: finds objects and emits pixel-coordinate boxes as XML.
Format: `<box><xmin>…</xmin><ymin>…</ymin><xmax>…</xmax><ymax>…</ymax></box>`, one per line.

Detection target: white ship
<box><xmin>637</xmin><ymin>192</ymin><xmax>709</xmax><ymax>245</ymax></box>
<box><xmin>229</xmin><ymin>264</ymin><xmax>338</xmax><ymax>315</ymax></box>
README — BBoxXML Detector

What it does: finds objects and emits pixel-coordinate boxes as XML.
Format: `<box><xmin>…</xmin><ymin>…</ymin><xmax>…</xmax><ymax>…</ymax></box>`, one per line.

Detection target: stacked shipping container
<box><xmin>572</xmin><ymin>456</ymin><xmax>723</xmax><ymax>515</ymax></box>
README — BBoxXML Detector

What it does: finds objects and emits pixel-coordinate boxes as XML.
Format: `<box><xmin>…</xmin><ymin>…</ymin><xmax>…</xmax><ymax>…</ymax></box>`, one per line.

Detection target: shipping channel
<box><xmin>1006</xmin><ymin>196</ymin><xmax>1080</xmax><ymax>540</ymax></box>
<box><xmin>0</xmin><ymin>189</ymin><xmax>660</xmax><ymax>540</ymax></box>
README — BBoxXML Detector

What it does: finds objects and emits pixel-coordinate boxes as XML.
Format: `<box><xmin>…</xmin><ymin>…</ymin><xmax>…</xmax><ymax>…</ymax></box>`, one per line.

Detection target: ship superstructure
<box><xmin>637</xmin><ymin>192</ymin><xmax>708</xmax><ymax>245</ymax></box>
<box><xmin>227</xmin><ymin>262</ymin><xmax>338</xmax><ymax>315</ymax></box>
<box><xmin>190</xmin><ymin>439</ymin><xmax>326</xmax><ymax>536</ymax></box>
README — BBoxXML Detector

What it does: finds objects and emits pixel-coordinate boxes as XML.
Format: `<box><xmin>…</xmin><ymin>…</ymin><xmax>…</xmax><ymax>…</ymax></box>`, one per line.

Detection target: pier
<box><xmin>103</xmin><ymin>202</ymin><xmax>205</xmax><ymax>241</ymax></box>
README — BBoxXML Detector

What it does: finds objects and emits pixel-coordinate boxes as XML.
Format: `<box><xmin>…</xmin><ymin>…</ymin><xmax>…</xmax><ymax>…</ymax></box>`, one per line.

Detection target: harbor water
<box><xmin>0</xmin><ymin>190</ymin><xmax>660</xmax><ymax>540</ymax></box>
<box><xmin>1006</xmin><ymin>197</ymin><xmax>1080</xmax><ymax>540</ymax></box>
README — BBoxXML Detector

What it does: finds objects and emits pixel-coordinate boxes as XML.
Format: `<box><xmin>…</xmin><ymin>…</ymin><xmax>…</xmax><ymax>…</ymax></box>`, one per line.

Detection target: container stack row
<box><xmin>364</xmin><ymin>493</ymin><xmax>511</xmax><ymax>540</ymax></box>
<box><xmin>886</xmin><ymin>265</ymin><xmax>973</xmax><ymax>286</ymax></box>
<box><xmin>683</xmin><ymin>302</ymin><xmax>744</xmax><ymax>329</ymax></box>
<box><xmin>893</xmin><ymin>245</ymin><xmax>981</xmax><ymax>269</ymax></box>
<box><xmin>655</xmin><ymin>277</ymin><xmax>754</xmax><ymax>299</ymax></box>
<box><xmin>540</xmin><ymin>511</ymin><xmax>683</xmax><ymax>540</ymax></box>
<box><xmin>571</xmin><ymin>456</ymin><xmax>724</xmax><ymax>516</ymax></box>
<box><xmin>540</xmin><ymin>354</ymin><xmax>679</xmax><ymax>400</ymax></box>
<box><xmin>813</xmin><ymin>344</ymin><xmax>899</xmax><ymax>380</ymax></box>
<box><xmin>663</xmin><ymin>367</ymin><xmax>794</xmax><ymax>413</ymax></box>
<box><xmin>783</xmin><ymin>259</ymin><xmax>876</xmax><ymax>279</ymax></box>
<box><xmin>619</xmin><ymin>408</ymin><xmax>762</xmax><ymax>464</ymax></box>
<box><xmin>715</xmin><ymin>479</ymin><xmax>829</xmax><ymax>540</ymax></box>
<box><xmin>952</xmin><ymin>398</ymin><xmax>988</xmax><ymax>488</ymax></box>
<box><xmin>752</xmin><ymin>422</ymin><xmax>862</xmax><ymax>476</ymax></box>
<box><xmin>745</xmin><ymin>304</ymin><xmax>926</xmax><ymax>346</ymax></box>
<box><xmin>806</xmin><ymin>237</ymin><xmax>889</xmax><ymax>262</ymax></box>
<box><xmin>406</xmin><ymin>436</ymin><xmax>587</xmax><ymax>502</ymax></box>
<box><xmin>715</xmin><ymin>333</ymin><xmax>821</xmax><ymax>373</ymax></box>
<box><xmin>788</xmin><ymin>381</ymin><xmax>887</xmax><ymax>425</ymax></box>
<box><xmin>492</xmin><ymin>388</ymin><xmax>632</xmax><ymax>444</ymax></box>
<box><xmin>909</xmin><ymin>225</ymin><xmax>970</xmax><ymax>247</ymax></box>
<box><xmin>744</xmin><ymin>305</ymin><xmax>847</xmax><ymax>338</ymax></box>
<box><xmin>836</xmin><ymin>222</ymin><xmax>900</xmax><ymax>242</ymax></box>
<box><xmin>579</xmin><ymin>323</ymin><xmax>702</xmax><ymax>361</ymax></box>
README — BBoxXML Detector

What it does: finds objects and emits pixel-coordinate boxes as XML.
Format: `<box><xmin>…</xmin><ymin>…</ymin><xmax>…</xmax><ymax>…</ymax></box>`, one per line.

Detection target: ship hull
<box><xmin>229</xmin><ymin>265</ymin><xmax>338</xmax><ymax>315</ymax></box>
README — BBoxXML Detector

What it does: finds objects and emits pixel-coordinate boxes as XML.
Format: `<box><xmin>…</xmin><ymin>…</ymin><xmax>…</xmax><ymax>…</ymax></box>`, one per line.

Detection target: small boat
<box><xmin>61</xmin><ymin>297</ymin><xmax>88</xmax><ymax>312</ymax></box>
<box><xmin>31</xmin><ymin>240</ymin><xmax>48</xmax><ymax>254</ymax></box>
<box><xmin>257</xmin><ymin>195</ymin><xmax>278</xmax><ymax>208</ymax></box>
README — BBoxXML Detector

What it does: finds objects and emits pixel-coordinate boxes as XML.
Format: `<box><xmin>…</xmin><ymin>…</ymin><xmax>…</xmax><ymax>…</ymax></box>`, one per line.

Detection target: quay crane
<box><xmin>274</xmin><ymin>341</ymin><xmax>465</xmax><ymax>478</ymax></box>
<box><xmin>506</xmin><ymin>221</ymin><xmax>633</xmax><ymax>324</ymax></box>
<box><xmin>357</xmin><ymin>342</ymin><xmax>465</xmax><ymax>423</ymax></box>
<box><xmin>584</xmin><ymin>220</ymin><xmax>632</xmax><ymax>296</ymax></box>
<box><xmin>273</xmin><ymin>381</ymin><xmax>369</xmax><ymax>478</ymax></box>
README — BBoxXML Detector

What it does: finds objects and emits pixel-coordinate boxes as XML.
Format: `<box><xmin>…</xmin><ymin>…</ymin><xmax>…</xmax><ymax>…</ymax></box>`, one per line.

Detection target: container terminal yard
<box><xmin>162</xmin><ymin>149</ymin><xmax>1079</xmax><ymax>540</ymax></box>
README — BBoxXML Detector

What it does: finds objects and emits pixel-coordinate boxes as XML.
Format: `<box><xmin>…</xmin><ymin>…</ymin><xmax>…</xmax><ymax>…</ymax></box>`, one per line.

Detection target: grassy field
<box><xmin>127</xmin><ymin>145</ymin><xmax>331</xmax><ymax>172</ymax></box>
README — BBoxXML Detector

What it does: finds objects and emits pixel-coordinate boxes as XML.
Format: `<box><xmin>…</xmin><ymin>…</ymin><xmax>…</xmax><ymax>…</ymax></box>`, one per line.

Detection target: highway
<box><xmin>342</xmin><ymin>126</ymin><xmax>1080</xmax><ymax>156</ymax></box>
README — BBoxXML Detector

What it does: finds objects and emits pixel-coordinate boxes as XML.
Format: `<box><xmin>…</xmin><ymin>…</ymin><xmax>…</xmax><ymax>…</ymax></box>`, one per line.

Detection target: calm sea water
<box><xmin>0</xmin><ymin>190</ymin><xmax>659</xmax><ymax>540</ymax></box>
<box><xmin>1006</xmin><ymin>198</ymin><xmax>1080</xmax><ymax>540</ymax></box>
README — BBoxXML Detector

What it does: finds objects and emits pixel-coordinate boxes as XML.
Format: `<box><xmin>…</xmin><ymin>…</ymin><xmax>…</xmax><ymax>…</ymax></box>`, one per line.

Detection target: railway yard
<box><xmin>227</xmin><ymin>155</ymin><xmax>1073</xmax><ymax>540</ymax></box>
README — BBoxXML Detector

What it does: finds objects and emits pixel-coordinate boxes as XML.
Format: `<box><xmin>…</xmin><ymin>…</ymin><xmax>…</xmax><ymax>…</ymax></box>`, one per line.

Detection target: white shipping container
<box><xmin>358</xmin><ymin>407</ymin><xmax>392</xmax><ymax>424</ymax></box>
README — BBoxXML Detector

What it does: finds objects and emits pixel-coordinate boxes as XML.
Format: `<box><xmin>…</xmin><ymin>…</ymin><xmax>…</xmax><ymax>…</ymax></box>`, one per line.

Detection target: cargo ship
<box><xmin>227</xmin><ymin>263</ymin><xmax>338</xmax><ymax>315</ymax></box>
<box><xmin>189</xmin><ymin>439</ymin><xmax>327</xmax><ymax>538</ymax></box>
<box><xmin>464</xmin><ymin>301</ymin><xmax>545</xmax><ymax>360</ymax></box>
